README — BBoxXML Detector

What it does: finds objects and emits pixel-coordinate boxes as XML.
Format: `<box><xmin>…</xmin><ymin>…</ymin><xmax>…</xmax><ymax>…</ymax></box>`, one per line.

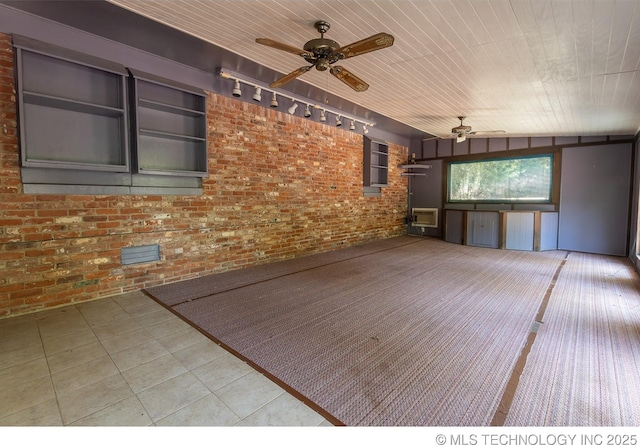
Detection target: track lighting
<box><xmin>218</xmin><ymin>68</ymin><xmax>375</xmax><ymax>130</ymax></box>
<box><xmin>252</xmin><ymin>86</ymin><xmax>262</xmax><ymax>102</ymax></box>
<box><xmin>232</xmin><ymin>79</ymin><xmax>241</xmax><ymax>97</ymax></box>
<box><xmin>363</xmin><ymin>124</ymin><xmax>369</xmax><ymax>134</ymax></box>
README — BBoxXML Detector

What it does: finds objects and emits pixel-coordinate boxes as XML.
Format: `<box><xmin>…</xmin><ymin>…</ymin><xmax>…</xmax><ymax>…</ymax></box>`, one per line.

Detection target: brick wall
<box><xmin>0</xmin><ymin>33</ymin><xmax>408</xmax><ymax>318</ymax></box>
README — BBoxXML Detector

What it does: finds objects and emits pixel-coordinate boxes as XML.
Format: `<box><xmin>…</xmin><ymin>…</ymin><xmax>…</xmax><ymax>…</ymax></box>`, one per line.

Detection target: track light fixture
<box><xmin>218</xmin><ymin>68</ymin><xmax>375</xmax><ymax>130</ymax></box>
<box><xmin>363</xmin><ymin>124</ymin><xmax>369</xmax><ymax>134</ymax></box>
<box><xmin>349</xmin><ymin>120</ymin><xmax>356</xmax><ymax>131</ymax></box>
<box><xmin>232</xmin><ymin>79</ymin><xmax>241</xmax><ymax>97</ymax></box>
<box><xmin>252</xmin><ymin>86</ymin><xmax>262</xmax><ymax>102</ymax></box>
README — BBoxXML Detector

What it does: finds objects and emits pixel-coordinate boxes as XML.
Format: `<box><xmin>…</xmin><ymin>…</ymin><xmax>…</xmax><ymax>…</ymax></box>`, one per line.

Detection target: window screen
<box><xmin>448</xmin><ymin>155</ymin><xmax>553</xmax><ymax>203</ymax></box>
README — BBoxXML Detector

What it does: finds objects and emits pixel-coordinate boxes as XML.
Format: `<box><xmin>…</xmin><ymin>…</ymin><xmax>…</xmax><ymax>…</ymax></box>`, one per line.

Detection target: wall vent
<box><xmin>121</xmin><ymin>244</ymin><xmax>160</xmax><ymax>265</ymax></box>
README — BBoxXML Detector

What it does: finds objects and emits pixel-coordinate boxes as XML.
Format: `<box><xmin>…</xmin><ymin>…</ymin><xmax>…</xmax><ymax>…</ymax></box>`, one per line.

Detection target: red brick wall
<box><xmin>0</xmin><ymin>34</ymin><xmax>408</xmax><ymax>318</ymax></box>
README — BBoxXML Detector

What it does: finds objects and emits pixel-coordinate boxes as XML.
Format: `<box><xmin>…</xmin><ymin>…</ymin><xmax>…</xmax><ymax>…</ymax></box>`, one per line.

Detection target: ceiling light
<box><xmin>456</xmin><ymin>133</ymin><xmax>466</xmax><ymax>143</ymax></box>
<box><xmin>304</xmin><ymin>104</ymin><xmax>312</xmax><ymax>118</ymax></box>
<box><xmin>320</xmin><ymin>109</ymin><xmax>326</xmax><ymax>122</ymax></box>
<box><xmin>252</xmin><ymin>86</ymin><xmax>262</xmax><ymax>102</ymax></box>
<box><xmin>288</xmin><ymin>101</ymin><xmax>298</xmax><ymax>115</ymax></box>
<box><xmin>270</xmin><ymin>92</ymin><xmax>278</xmax><ymax>108</ymax></box>
<box><xmin>349</xmin><ymin>120</ymin><xmax>356</xmax><ymax>131</ymax></box>
<box><xmin>363</xmin><ymin>124</ymin><xmax>369</xmax><ymax>134</ymax></box>
<box><xmin>335</xmin><ymin>115</ymin><xmax>342</xmax><ymax>127</ymax></box>
<box><xmin>232</xmin><ymin>79</ymin><xmax>241</xmax><ymax>97</ymax></box>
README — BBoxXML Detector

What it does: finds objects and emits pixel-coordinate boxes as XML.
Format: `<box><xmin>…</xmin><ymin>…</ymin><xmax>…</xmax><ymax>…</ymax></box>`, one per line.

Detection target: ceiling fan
<box><xmin>451</xmin><ymin>116</ymin><xmax>505</xmax><ymax>143</ymax></box>
<box><xmin>255</xmin><ymin>20</ymin><xmax>394</xmax><ymax>92</ymax></box>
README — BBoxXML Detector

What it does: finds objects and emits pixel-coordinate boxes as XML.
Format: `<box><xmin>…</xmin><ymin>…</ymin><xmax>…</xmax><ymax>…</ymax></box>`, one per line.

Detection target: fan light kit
<box><xmin>219</xmin><ymin>68</ymin><xmax>375</xmax><ymax>132</ymax></box>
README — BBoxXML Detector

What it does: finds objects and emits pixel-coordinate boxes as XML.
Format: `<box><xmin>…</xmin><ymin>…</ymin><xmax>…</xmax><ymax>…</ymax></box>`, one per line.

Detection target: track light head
<box><xmin>349</xmin><ymin>120</ymin><xmax>356</xmax><ymax>131</ymax></box>
<box><xmin>304</xmin><ymin>104</ymin><xmax>312</xmax><ymax>118</ymax></box>
<box><xmin>335</xmin><ymin>115</ymin><xmax>342</xmax><ymax>127</ymax></box>
<box><xmin>320</xmin><ymin>109</ymin><xmax>326</xmax><ymax>122</ymax></box>
<box><xmin>270</xmin><ymin>92</ymin><xmax>278</xmax><ymax>108</ymax></box>
<box><xmin>252</xmin><ymin>86</ymin><xmax>262</xmax><ymax>102</ymax></box>
<box><xmin>288</xmin><ymin>101</ymin><xmax>298</xmax><ymax>115</ymax></box>
<box><xmin>232</xmin><ymin>79</ymin><xmax>242</xmax><ymax>97</ymax></box>
<box><xmin>363</xmin><ymin>124</ymin><xmax>369</xmax><ymax>134</ymax></box>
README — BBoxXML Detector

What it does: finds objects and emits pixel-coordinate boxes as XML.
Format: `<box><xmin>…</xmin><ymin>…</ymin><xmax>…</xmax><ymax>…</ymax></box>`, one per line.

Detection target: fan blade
<box><xmin>337</xmin><ymin>32</ymin><xmax>394</xmax><ymax>59</ymax></box>
<box><xmin>469</xmin><ymin>130</ymin><xmax>506</xmax><ymax>135</ymax></box>
<box><xmin>329</xmin><ymin>66</ymin><xmax>369</xmax><ymax>92</ymax></box>
<box><xmin>270</xmin><ymin>66</ymin><xmax>312</xmax><ymax>88</ymax></box>
<box><xmin>255</xmin><ymin>38</ymin><xmax>314</xmax><ymax>58</ymax></box>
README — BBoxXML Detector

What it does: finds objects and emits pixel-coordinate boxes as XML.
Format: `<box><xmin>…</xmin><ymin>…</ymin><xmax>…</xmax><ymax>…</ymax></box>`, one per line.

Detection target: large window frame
<box><xmin>447</xmin><ymin>153</ymin><xmax>554</xmax><ymax>204</ymax></box>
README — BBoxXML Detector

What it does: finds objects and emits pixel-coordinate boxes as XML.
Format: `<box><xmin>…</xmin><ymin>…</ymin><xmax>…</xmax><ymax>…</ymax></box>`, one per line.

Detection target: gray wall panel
<box><xmin>558</xmin><ymin>144</ymin><xmax>632</xmax><ymax>255</ymax></box>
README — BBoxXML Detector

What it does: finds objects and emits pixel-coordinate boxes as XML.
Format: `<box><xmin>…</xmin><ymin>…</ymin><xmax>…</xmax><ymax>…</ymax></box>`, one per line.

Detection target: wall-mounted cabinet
<box><xmin>363</xmin><ymin>136</ymin><xmax>389</xmax><ymax>187</ymax></box>
<box><xmin>15</xmin><ymin>36</ymin><xmax>129</xmax><ymax>172</ymax></box>
<box><xmin>130</xmin><ymin>70</ymin><xmax>207</xmax><ymax>177</ymax></box>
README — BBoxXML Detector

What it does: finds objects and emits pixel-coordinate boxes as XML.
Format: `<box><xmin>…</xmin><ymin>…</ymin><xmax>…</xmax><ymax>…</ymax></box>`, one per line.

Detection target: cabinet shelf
<box><xmin>23</xmin><ymin>91</ymin><xmax>125</xmax><ymax>118</ymax></box>
<box><xmin>363</xmin><ymin>136</ymin><xmax>389</xmax><ymax>188</ymax></box>
<box><xmin>139</xmin><ymin>128</ymin><xmax>206</xmax><ymax>142</ymax></box>
<box><xmin>138</xmin><ymin>98</ymin><xmax>205</xmax><ymax>118</ymax></box>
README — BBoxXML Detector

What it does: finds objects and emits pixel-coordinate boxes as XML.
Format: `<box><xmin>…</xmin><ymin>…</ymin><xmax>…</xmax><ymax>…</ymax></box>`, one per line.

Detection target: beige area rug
<box><xmin>146</xmin><ymin>236</ymin><xmax>567</xmax><ymax>425</ymax></box>
<box><xmin>505</xmin><ymin>251</ymin><xmax>640</xmax><ymax>426</ymax></box>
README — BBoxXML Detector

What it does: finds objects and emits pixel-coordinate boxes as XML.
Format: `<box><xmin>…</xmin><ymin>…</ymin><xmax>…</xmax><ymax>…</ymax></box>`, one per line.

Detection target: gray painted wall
<box><xmin>406</xmin><ymin>159</ymin><xmax>443</xmax><ymax>237</ymax></box>
<box><xmin>558</xmin><ymin>143</ymin><xmax>632</xmax><ymax>256</ymax></box>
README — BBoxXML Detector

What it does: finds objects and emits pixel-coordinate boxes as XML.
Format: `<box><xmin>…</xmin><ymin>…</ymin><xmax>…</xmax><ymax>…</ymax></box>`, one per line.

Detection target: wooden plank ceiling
<box><xmin>107</xmin><ymin>0</ymin><xmax>640</xmax><ymax>139</ymax></box>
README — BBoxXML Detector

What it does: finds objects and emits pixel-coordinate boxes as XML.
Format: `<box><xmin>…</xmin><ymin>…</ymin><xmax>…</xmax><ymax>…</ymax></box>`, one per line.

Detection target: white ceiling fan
<box><xmin>450</xmin><ymin>116</ymin><xmax>505</xmax><ymax>143</ymax></box>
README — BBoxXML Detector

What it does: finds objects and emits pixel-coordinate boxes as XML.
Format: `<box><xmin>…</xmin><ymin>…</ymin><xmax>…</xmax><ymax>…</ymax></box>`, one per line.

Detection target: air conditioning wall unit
<box><xmin>411</xmin><ymin>208</ymin><xmax>438</xmax><ymax>228</ymax></box>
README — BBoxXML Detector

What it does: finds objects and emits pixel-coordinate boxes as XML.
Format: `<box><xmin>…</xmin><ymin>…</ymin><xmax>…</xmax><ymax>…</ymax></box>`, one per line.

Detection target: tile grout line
<box><xmin>490</xmin><ymin>252</ymin><xmax>570</xmax><ymax>426</ymax></box>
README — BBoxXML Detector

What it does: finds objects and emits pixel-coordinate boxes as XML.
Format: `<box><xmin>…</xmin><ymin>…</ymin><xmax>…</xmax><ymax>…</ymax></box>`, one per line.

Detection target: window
<box><xmin>448</xmin><ymin>155</ymin><xmax>553</xmax><ymax>203</ymax></box>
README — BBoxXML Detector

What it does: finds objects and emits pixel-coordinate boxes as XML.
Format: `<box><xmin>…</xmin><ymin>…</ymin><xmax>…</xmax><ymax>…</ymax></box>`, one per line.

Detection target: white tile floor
<box><xmin>0</xmin><ymin>290</ymin><xmax>331</xmax><ymax>426</ymax></box>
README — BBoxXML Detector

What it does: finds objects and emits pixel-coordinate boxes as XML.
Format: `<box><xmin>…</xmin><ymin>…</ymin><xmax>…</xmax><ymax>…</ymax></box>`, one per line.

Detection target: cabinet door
<box><xmin>505</xmin><ymin>212</ymin><xmax>534</xmax><ymax>251</ymax></box>
<box><xmin>445</xmin><ymin>210</ymin><xmax>464</xmax><ymax>244</ymax></box>
<box><xmin>466</xmin><ymin>212</ymin><xmax>499</xmax><ymax>248</ymax></box>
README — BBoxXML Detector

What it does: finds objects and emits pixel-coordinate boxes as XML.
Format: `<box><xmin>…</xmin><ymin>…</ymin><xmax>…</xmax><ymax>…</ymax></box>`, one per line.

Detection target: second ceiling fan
<box><xmin>256</xmin><ymin>20</ymin><xmax>394</xmax><ymax>92</ymax></box>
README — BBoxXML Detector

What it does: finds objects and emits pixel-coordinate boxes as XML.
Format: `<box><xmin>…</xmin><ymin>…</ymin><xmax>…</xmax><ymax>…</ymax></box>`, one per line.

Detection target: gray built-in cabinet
<box><xmin>14</xmin><ymin>35</ymin><xmax>207</xmax><ymax>195</ymax></box>
<box><xmin>130</xmin><ymin>70</ymin><xmax>207</xmax><ymax>177</ymax></box>
<box><xmin>445</xmin><ymin>209</ymin><xmax>559</xmax><ymax>251</ymax></box>
<box><xmin>363</xmin><ymin>136</ymin><xmax>389</xmax><ymax>188</ymax></box>
<box><xmin>466</xmin><ymin>211</ymin><xmax>500</xmax><ymax>248</ymax></box>
<box><xmin>16</xmin><ymin>37</ymin><xmax>129</xmax><ymax>172</ymax></box>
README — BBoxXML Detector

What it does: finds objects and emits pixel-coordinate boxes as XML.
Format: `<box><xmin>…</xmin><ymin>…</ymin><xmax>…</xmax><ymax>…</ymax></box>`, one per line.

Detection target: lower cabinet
<box><xmin>466</xmin><ymin>211</ymin><xmax>500</xmax><ymax>248</ymax></box>
<box><xmin>505</xmin><ymin>212</ymin><xmax>535</xmax><ymax>251</ymax></box>
<box><xmin>444</xmin><ymin>209</ymin><xmax>559</xmax><ymax>251</ymax></box>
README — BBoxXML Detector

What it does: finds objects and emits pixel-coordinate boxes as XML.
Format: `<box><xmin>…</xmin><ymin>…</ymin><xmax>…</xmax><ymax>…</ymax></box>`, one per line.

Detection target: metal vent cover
<box><xmin>121</xmin><ymin>244</ymin><xmax>160</xmax><ymax>265</ymax></box>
